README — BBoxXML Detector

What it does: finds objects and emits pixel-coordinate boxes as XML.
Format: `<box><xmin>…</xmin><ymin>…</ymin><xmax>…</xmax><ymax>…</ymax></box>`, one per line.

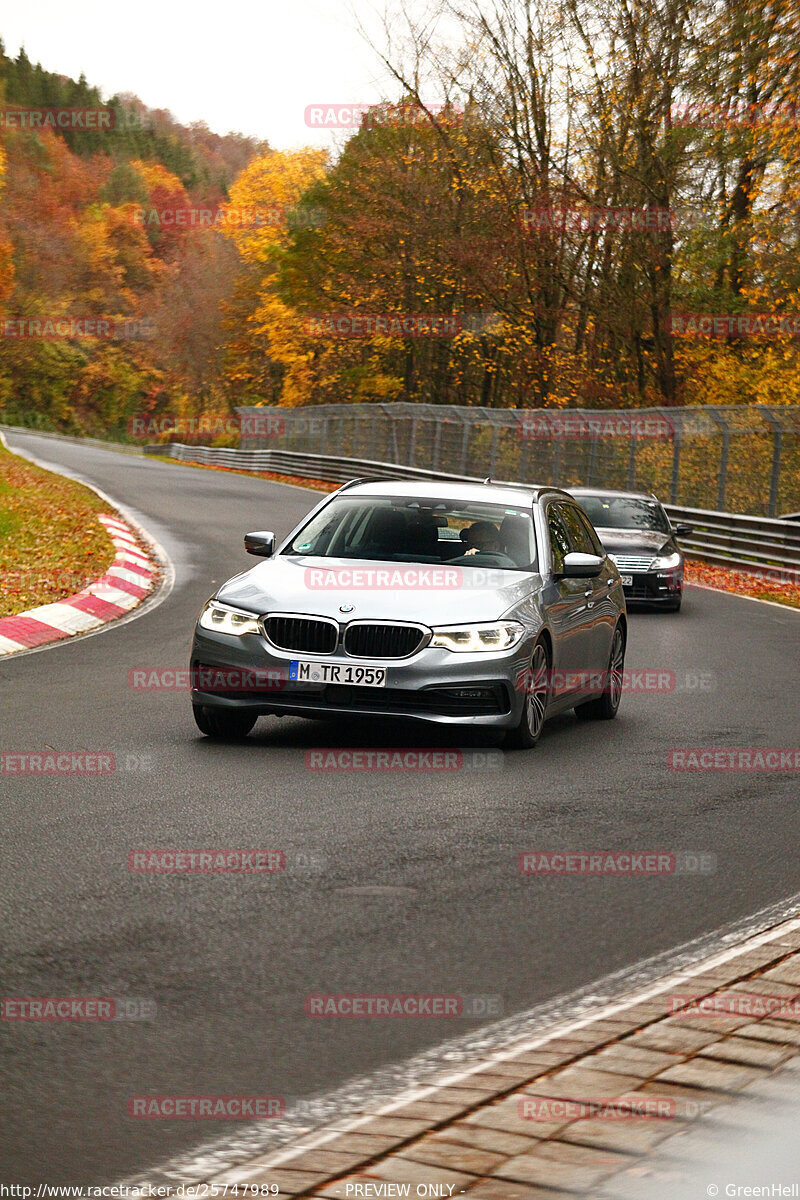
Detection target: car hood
<box><xmin>595</xmin><ymin>527</ymin><xmax>677</xmax><ymax>555</ymax></box>
<box><xmin>215</xmin><ymin>555</ymin><xmax>540</xmax><ymax>624</ymax></box>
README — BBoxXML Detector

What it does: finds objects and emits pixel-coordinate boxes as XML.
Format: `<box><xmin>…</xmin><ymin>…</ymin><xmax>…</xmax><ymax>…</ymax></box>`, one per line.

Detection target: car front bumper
<box><xmin>621</xmin><ymin>567</ymin><xmax>683</xmax><ymax>605</ymax></box>
<box><xmin>190</xmin><ymin>625</ymin><xmax>533</xmax><ymax>728</ymax></box>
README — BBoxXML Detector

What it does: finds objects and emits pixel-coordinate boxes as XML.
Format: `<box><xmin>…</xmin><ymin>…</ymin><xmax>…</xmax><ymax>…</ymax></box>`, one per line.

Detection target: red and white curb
<box><xmin>0</xmin><ymin>514</ymin><xmax>159</xmax><ymax>656</ymax></box>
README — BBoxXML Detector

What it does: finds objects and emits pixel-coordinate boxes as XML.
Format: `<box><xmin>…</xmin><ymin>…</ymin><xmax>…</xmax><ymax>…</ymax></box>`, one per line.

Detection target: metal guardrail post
<box><xmin>459</xmin><ymin>420</ymin><xmax>470</xmax><ymax>474</ymax></box>
<box><xmin>758</xmin><ymin>407</ymin><xmax>783</xmax><ymax>518</ymax></box>
<box><xmin>520</xmin><ymin>434</ymin><xmax>530</xmax><ymax>484</ymax></box>
<box><xmin>552</xmin><ymin>439</ymin><xmax>563</xmax><ymax>486</ymax></box>
<box><xmin>432</xmin><ymin>418</ymin><xmax>443</xmax><ymax>471</ymax></box>
<box><xmin>707</xmin><ymin>408</ymin><xmax>730</xmax><ymax>512</ymax></box>
<box><xmin>586</xmin><ymin>436</ymin><xmax>598</xmax><ymax>486</ymax></box>
<box><xmin>670</xmin><ymin>417</ymin><xmax>683</xmax><ymax>505</ymax></box>
<box><xmin>627</xmin><ymin>433</ymin><xmax>637</xmax><ymax>490</ymax></box>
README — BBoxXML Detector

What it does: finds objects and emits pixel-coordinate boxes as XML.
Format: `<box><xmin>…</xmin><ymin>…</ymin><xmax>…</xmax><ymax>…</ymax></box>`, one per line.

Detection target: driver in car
<box><xmin>462</xmin><ymin>521</ymin><xmax>503</xmax><ymax>555</ymax></box>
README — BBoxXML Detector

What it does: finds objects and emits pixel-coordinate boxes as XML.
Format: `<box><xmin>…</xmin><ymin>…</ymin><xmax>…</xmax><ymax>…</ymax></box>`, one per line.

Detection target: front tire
<box><xmin>506</xmin><ymin>639</ymin><xmax>550</xmax><ymax>749</ymax></box>
<box><xmin>193</xmin><ymin>704</ymin><xmax>257</xmax><ymax>739</ymax></box>
<box><xmin>574</xmin><ymin>624</ymin><xmax>625</xmax><ymax>721</ymax></box>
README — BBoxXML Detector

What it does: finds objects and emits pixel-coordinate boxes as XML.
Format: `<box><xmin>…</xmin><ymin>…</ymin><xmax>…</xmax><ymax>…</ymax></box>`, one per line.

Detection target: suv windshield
<box><xmin>577</xmin><ymin>495</ymin><xmax>671</xmax><ymax>533</ymax></box>
<box><xmin>284</xmin><ymin>495</ymin><xmax>537</xmax><ymax>570</ymax></box>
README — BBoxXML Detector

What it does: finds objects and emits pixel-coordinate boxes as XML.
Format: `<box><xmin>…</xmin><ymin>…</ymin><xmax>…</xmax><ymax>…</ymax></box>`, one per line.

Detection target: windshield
<box><xmin>284</xmin><ymin>495</ymin><xmax>537</xmax><ymax>570</ymax></box>
<box><xmin>577</xmin><ymin>495</ymin><xmax>671</xmax><ymax>533</ymax></box>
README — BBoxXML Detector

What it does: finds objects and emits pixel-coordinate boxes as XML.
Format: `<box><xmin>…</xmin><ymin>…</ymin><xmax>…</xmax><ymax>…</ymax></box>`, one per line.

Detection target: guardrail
<box><xmin>664</xmin><ymin>504</ymin><xmax>800</xmax><ymax>579</ymax></box>
<box><xmin>146</xmin><ymin>444</ymin><xmax>478</xmax><ymax>485</ymax></box>
<box><xmin>152</xmin><ymin>443</ymin><xmax>800</xmax><ymax>582</ymax></box>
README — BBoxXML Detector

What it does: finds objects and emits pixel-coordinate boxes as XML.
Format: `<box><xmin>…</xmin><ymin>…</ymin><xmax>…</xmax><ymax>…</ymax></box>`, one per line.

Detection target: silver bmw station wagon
<box><xmin>190</xmin><ymin>479</ymin><xmax>627</xmax><ymax>748</ymax></box>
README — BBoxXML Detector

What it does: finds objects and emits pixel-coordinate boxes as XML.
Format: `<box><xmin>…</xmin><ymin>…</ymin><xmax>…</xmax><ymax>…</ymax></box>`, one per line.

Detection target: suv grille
<box><xmin>344</xmin><ymin>622</ymin><xmax>426</xmax><ymax>659</ymax></box>
<box><xmin>264</xmin><ymin>615</ymin><xmax>338</xmax><ymax>654</ymax></box>
<box><xmin>609</xmin><ymin>553</ymin><xmax>655</xmax><ymax>572</ymax></box>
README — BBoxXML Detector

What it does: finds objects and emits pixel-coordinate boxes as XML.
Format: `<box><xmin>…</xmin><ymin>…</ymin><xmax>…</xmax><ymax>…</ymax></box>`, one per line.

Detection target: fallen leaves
<box><xmin>685</xmin><ymin>558</ymin><xmax>800</xmax><ymax>609</ymax></box>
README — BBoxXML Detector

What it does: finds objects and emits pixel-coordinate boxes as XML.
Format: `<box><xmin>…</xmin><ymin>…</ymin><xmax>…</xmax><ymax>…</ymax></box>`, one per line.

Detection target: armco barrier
<box><xmin>664</xmin><ymin>504</ymin><xmax>800</xmax><ymax>577</ymax></box>
<box><xmin>150</xmin><ymin>443</ymin><xmax>800</xmax><ymax>579</ymax></box>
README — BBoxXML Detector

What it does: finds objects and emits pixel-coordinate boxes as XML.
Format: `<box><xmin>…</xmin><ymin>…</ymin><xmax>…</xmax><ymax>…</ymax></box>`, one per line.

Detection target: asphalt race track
<box><xmin>1</xmin><ymin>431</ymin><xmax>798</xmax><ymax>1184</ymax></box>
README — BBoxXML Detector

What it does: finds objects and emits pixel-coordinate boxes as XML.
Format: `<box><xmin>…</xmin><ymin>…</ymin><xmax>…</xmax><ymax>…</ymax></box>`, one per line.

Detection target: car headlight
<box><xmin>198</xmin><ymin>601</ymin><xmax>261</xmax><ymax>636</ymax></box>
<box><xmin>652</xmin><ymin>551</ymin><xmax>682</xmax><ymax>571</ymax></box>
<box><xmin>430</xmin><ymin>621</ymin><xmax>524</xmax><ymax>652</ymax></box>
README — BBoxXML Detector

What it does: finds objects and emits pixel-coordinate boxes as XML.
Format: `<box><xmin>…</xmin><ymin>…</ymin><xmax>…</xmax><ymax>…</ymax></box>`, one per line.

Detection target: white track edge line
<box><xmin>129</xmin><ymin>893</ymin><xmax>800</xmax><ymax>1185</ymax></box>
<box><xmin>0</xmin><ymin>431</ymin><xmax>175</xmax><ymax>658</ymax></box>
<box><xmin>686</xmin><ymin>580</ymin><xmax>800</xmax><ymax>613</ymax></box>
<box><xmin>254</xmin><ymin>911</ymin><xmax>800</xmax><ymax>1169</ymax></box>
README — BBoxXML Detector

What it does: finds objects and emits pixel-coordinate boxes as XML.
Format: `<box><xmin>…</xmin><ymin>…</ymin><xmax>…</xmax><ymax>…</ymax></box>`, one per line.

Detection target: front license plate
<box><xmin>289</xmin><ymin>661</ymin><xmax>386</xmax><ymax>687</ymax></box>
<box><xmin>620</xmin><ymin>575</ymin><xmax>633</xmax><ymax>587</ymax></box>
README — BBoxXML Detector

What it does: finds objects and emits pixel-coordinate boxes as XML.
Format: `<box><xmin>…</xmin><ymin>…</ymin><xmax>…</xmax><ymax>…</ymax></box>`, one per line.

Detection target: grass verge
<box><xmin>0</xmin><ymin>444</ymin><xmax>116</xmax><ymax>618</ymax></box>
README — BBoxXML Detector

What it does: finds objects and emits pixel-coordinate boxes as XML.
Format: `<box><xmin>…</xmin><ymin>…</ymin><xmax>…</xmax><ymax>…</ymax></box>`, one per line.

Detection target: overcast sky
<box><xmin>1</xmin><ymin>0</ymin><xmax>424</xmax><ymax>150</ymax></box>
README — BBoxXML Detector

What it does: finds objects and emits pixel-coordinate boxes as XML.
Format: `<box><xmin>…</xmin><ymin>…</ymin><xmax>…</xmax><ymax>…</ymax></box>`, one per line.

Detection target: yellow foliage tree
<box><xmin>217</xmin><ymin>148</ymin><xmax>327</xmax><ymax>404</ymax></box>
<box><xmin>0</xmin><ymin>136</ymin><xmax>14</xmax><ymax>309</ymax></box>
<box><xmin>221</xmin><ymin>147</ymin><xmax>327</xmax><ymax>264</ymax></box>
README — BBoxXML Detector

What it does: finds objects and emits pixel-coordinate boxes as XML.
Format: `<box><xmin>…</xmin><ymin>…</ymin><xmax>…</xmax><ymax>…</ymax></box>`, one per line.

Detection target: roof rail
<box><xmin>336</xmin><ymin>477</ymin><xmax>369</xmax><ymax>492</ymax></box>
<box><xmin>482</xmin><ymin>477</ymin><xmax>542</xmax><ymax>493</ymax></box>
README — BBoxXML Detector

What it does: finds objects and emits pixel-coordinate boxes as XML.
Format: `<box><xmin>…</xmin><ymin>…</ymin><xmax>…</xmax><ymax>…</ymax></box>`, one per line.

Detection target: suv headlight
<box><xmin>198</xmin><ymin>601</ymin><xmax>261</xmax><ymax>636</ymax></box>
<box><xmin>430</xmin><ymin>621</ymin><xmax>524</xmax><ymax>652</ymax></box>
<box><xmin>652</xmin><ymin>551</ymin><xmax>682</xmax><ymax>571</ymax></box>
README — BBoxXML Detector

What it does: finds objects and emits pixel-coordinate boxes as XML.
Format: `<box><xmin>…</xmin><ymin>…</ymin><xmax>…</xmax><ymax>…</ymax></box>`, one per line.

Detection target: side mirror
<box><xmin>244</xmin><ymin>530</ymin><xmax>276</xmax><ymax>557</ymax></box>
<box><xmin>559</xmin><ymin>552</ymin><xmax>604</xmax><ymax>579</ymax></box>
<box><xmin>673</xmin><ymin>522</ymin><xmax>693</xmax><ymax>536</ymax></box>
